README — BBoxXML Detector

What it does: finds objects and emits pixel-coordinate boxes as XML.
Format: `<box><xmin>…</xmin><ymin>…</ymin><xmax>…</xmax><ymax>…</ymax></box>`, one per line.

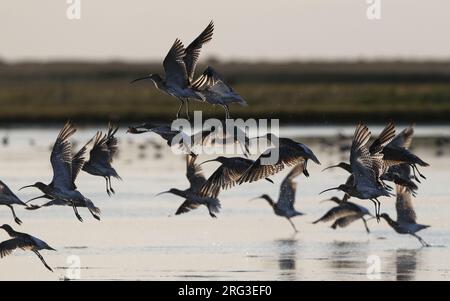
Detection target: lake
<box><xmin>0</xmin><ymin>124</ymin><xmax>449</xmax><ymax>280</ymax></box>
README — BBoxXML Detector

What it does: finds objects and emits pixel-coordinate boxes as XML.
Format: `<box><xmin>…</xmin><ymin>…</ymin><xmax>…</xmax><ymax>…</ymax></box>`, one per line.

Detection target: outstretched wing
<box><xmin>0</xmin><ymin>238</ymin><xmax>31</xmax><ymax>258</ymax></box>
<box><xmin>175</xmin><ymin>200</ymin><xmax>201</xmax><ymax>215</ymax></box>
<box><xmin>51</xmin><ymin>121</ymin><xmax>76</xmax><ymax>190</ymax></box>
<box><xmin>105</xmin><ymin>123</ymin><xmax>119</xmax><ymax>162</ymax></box>
<box><xmin>238</xmin><ymin>145</ymin><xmax>305</xmax><ymax>184</ymax></box>
<box><xmin>186</xmin><ymin>155</ymin><xmax>206</xmax><ymax>192</ymax></box>
<box><xmin>184</xmin><ymin>21</ymin><xmax>214</xmax><ymax>80</ymax></box>
<box><xmin>88</xmin><ymin>132</ymin><xmax>109</xmax><ymax>166</ymax></box>
<box><xmin>199</xmin><ymin>158</ymin><xmax>252</xmax><ymax>198</ymax></box>
<box><xmin>72</xmin><ymin>139</ymin><xmax>90</xmax><ymax>184</ymax></box>
<box><xmin>350</xmin><ymin>123</ymin><xmax>380</xmax><ymax>189</ymax></box>
<box><xmin>396</xmin><ymin>185</ymin><xmax>417</xmax><ymax>224</ymax></box>
<box><xmin>163</xmin><ymin>39</ymin><xmax>188</xmax><ymax>88</ymax></box>
<box><xmin>332</xmin><ymin>214</ymin><xmax>361</xmax><ymax>229</ymax></box>
<box><xmin>389</xmin><ymin>124</ymin><xmax>415</xmax><ymax>149</ymax></box>
<box><xmin>277</xmin><ymin>163</ymin><xmax>305</xmax><ymax>210</ymax></box>
<box><xmin>369</xmin><ymin>121</ymin><xmax>396</xmax><ymax>155</ymax></box>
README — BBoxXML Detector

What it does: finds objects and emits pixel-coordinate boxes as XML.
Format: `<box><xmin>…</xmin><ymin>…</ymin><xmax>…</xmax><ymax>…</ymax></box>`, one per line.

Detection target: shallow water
<box><xmin>0</xmin><ymin>125</ymin><xmax>449</xmax><ymax>281</ymax></box>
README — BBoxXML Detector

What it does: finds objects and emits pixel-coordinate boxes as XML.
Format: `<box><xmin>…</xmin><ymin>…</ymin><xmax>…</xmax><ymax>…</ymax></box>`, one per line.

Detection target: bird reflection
<box><xmin>275</xmin><ymin>238</ymin><xmax>298</xmax><ymax>280</ymax></box>
<box><xmin>327</xmin><ymin>241</ymin><xmax>368</xmax><ymax>271</ymax></box>
<box><xmin>395</xmin><ymin>249</ymin><xmax>419</xmax><ymax>281</ymax></box>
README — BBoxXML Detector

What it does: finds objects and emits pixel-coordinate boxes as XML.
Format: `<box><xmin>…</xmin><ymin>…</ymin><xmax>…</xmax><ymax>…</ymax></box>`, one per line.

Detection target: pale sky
<box><xmin>0</xmin><ymin>0</ymin><xmax>449</xmax><ymax>62</ymax></box>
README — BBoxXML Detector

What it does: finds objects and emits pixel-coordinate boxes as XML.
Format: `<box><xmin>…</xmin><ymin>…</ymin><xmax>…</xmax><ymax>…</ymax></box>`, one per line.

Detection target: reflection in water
<box><xmin>395</xmin><ymin>249</ymin><xmax>420</xmax><ymax>281</ymax></box>
<box><xmin>327</xmin><ymin>241</ymin><xmax>369</xmax><ymax>273</ymax></box>
<box><xmin>275</xmin><ymin>238</ymin><xmax>298</xmax><ymax>281</ymax></box>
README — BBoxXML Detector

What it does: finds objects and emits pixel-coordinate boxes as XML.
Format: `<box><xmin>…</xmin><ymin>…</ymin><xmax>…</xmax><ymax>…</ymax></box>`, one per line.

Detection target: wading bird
<box><xmin>320</xmin><ymin>123</ymin><xmax>392</xmax><ymax>221</ymax></box>
<box><xmin>238</xmin><ymin>133</ymin><xmax>320</xmax><ymax>185</ymax></box>
<box><xmin>380</xmin><ymin>124</ymin><xmax>429</xmax><ymax>182</ymax></box>
<box><xmin>313</xmin><ymin>196</ymin><xmax>373</xmax><ymax>233</ymax></box>
<box><xmin>0</xmin><ymin>181</ymin><xmax>27</xmax><ymax>225</ymax></box>
<box><xmin>250</xmin><ymin>163</ymin><xmax>306</xmax><ymax>232</ymax></box>
<box><xmin>80</xmin><ymin>124</ymin><xmax>121</xmax><ymax>196</ymax></box>
<box><xmin>156</xmin><ymin>155</ymin><xmax>221</xmax><ymax>218</ymax></box>
<box><xmin>198</xmin><ymin>156</ymin><xmax>273</xmax><ymax>198</ymax></box>
<box><xmin>0</xmin><ymin>224</ymin><xmax>56</xmax><ymax>272</ymax></box>
<box><xmin>380</xmin><ymin>185</ymin><xmax>430</xmax><ymax>247</ymax></box>
<box><xmin>127</xmin><ymin>122</ymin><xmax>214</xmax><ymax>155</ymax></box>
<box><xmin>191</xmin><ymin>66</ymin><xmax>247</xmax><ymax>119</ymax></box>
<box><xmin>20</xmin><ymin>122</ymin><xmax>100</xmax><ymax>222</ymax></box>
<box><xmin>25</xmin><ymin>197</ymin><xmax>100</xmax><ymax>220</ymax></box>
<box><xmin>323</xmin><ymin>123</ymin><xmax>425</xmax><ymax>192</ymax></box>
<box><xmin>130</xmin><ymin>21</ymin><xmax>214</xmax><ymax>119</ymax></box>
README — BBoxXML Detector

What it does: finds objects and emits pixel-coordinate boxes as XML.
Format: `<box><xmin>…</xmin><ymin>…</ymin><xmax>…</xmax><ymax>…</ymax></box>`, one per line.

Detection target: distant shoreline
<box><xmin>1</xmin><ymin>60</ymin><xmax>449</xmax><ymax>124</ymax></box>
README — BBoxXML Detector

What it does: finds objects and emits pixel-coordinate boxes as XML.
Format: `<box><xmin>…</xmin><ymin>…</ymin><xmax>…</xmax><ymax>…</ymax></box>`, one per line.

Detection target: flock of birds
<box><xmin>0</xmin><ymin>21</ymin><xmax>432</xmax><ymax>273</ymax></box>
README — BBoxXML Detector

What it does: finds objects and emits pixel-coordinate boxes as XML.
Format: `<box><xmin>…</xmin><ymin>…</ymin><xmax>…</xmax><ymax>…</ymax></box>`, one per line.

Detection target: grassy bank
<box><xmin>0</xmin><ymin>61</ymin><xmax>449</xmax><ymax>124</ymax></box>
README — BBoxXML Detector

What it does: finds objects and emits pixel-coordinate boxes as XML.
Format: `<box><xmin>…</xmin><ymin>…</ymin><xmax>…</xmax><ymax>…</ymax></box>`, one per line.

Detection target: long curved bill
<box><xmin>319</xmin><ymin>187</ymin><xmax>340</xmax><ymax>195</ymax></box>
<box><xmin>19</xmin><ymin>184</ymin><xmax>36</xmax><ymax>191</ymax></box>
<box><xmin>155</xmin><ymin>191</ymin><xmax>170</xmax><ymax>197</ymax></box>
<box><xmin>321</xmin><ymin>165</ymin><xmax>340</xmax><ymax>172</ymax></box>
<box><xmin>248</xmin><ymin>197</ymin><xmax>261</xmax><ymax>202</ymax></box>
<box><xmin>199</xmin><ymin>159</ymin><xmax>218</xmax><ymax>166</ymax></box>
<box><xmin>130</xmin><ymin>75</ymin><xmax>152</xmax><ymax>84</ymax></box>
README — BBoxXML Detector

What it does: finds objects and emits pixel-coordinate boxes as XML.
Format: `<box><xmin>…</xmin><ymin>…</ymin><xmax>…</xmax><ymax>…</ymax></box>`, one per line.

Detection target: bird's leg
<box><xmin>71</xmin><ymin>202</ymin><xmax>83</xmax><ymax>222</ymax></box>
<box><xmin>33</xmin><ymin>250</ymin><xmax>53</xmax><ymax>272</ymax></box>
<box><xmin>413</xmin><ymin>164</ymin><xmax>427</xmax><ymax>180</ymax></box>
<box><xmin>105</xmin><ymin>177</ymin><xmax>111</xmax><ymax>196</ymax></box>
<box><xmin>361</xmin><ymin>217</ymin><xmax>370</xmax><ymax>234</ymax></box>
<box><xmin>287</xmin><ymin>218</ymin><xmax>299</xmax><ymax>233</ymax></box>
<box><xmin>410</xmin><ymin>164</ymin><xmax>421</xmax><ymax>183</ymax></box>
<box><xmin>222</xmin><ymin>105</ymin><xmax>230</xmax><ymax>120</ymax></box>
<box><xmin>108</xmin><ymin>177</ymin><xmax>115</xmax><ymax>194</ymax></box>
<box><xmin>412</xmin><ymin>233</ymin><xmax>431</xmax><ymax>247</ymax></box>
<box><xmin>176</xmin><ymin>98</ymin><xmax>185</xmax><ymax>119</ymax></box>
<box><xmin>7</xmin><ymin>205</ymin><xmax>22</xmax><ymax>225</ymax></box>
<box><xmin>185</xmin><ymin>98</ymin><xmax>190</xmax><ymax>120</ymax></box>
<box><xmin>375</xmin><ymin>198</ymin><xmax>382</xmax><ymax>222</ymax></box>
<box><xmin>89</xmin><ymin>209</ymin><xmax>101</xmax><ymax>221</ymax></box>
<box><xmin>370</xmin><ymin>199</ymin><xmax>380</xmax><ymax>222</ymax></box>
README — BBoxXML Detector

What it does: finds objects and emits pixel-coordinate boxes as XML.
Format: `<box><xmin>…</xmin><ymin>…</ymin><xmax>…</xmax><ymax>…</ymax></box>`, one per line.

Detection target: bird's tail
<box><xmin>206</xmin><ymin>198</ymin><xmax>221</xmax><ymax>218</ymax></box>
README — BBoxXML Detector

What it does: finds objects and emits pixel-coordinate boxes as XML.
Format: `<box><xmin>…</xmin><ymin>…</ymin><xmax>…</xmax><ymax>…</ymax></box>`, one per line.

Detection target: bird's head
<box><xmin>250</xmin><ymin>194</ymin><xmax>274</xmax><ymax>206</ymax></box>
<box><xmin>19</xmin><ymin>182</ymin><xmax>47</xmax><ymax>192</ymax></box>
<box><xmin>320</xmin><ymin>196</ymin><xmax>343</xmax><ymax>204</ymax></box>
<box><xmin>319</xmin><ymin>184</ymin><xmax>348</xmax><ymax>195</ymax></box>
<box><xmin>379</xmin><ymin>213</ymin><xmax>390</xmax><ymax>220</ymax></box>
<box><xmin>0</xmin><ymin>224</ymin><xmax>14</xmax><ymax>233</ymax></box>
<box><xmin>155</xmin><ymin>188</ymin><xmax>183</xmax><ymax>197</ymax></box>
<box><xmin>322</xmin><ymin>162</ymin><xmax>350</xmax><ymax>172</ymax></box>
<box><xmin>130</xmin><ymin>74</ymin><xmax>162</xmax><ymax>85</ymax></box>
